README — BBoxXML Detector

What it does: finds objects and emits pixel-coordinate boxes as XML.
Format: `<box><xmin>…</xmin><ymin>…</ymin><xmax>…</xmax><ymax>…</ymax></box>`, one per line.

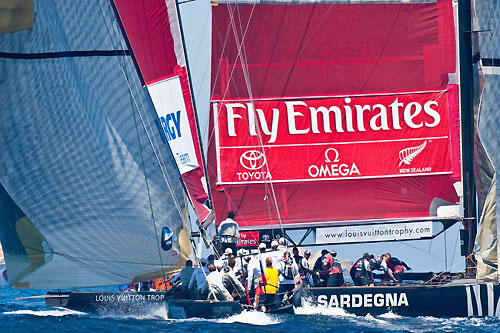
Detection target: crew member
<box><xmin>314</xmin><ymin>249</ymin><xmax>330</xmax><ymax>286</ymax></box>
<box><xmin>278</xmin><ymin>237</ymin><xmax>287</xmax><ymax>253</ymax></box>
<box><xmin>247</xmin><ymin>243</ymin><xmax>266</xmax><ymax>299</ymax></box>
<box><xmin>292</xmin><ymin>247</ymin><xmax>303</xmax><ymax>266</ymax></box>
<box><xmin>299</xmin><ymin>249</ymin><xmax>314</xmax><ymax>287</ymax></box>
<box><xmin>188</xmin><ymin>257</ymin><xmax>209</xmax><ymax>299</ymax></box>
<box><xmin>218</xmin><ymin>211</ymin><xmax>240</xmax><ymax>254</ymax></box>
<box><xmin>206</xmin><ymin>264</ymin><xmax>233</xmax><ymax>301</ymax></box>
<box><xmin>326</xmin><ymin>251</ymin><xmax>344</xmax><ymax>287</ymax></box>
<box><xmin>263</xmin><ymin>240</ymin><xmax>283</xmax><ymax>272</ymax></box>
<box><xmin>279</xmin><ymin>250</ymin><xmax>299</xmax><ymax>298</ymax></box>
<box><xmin>386</xmin><ymin>253</ymin><xmax>411</xmax><ymax>283</ymax></box>
<box><xmin>222</xmin><ymin>258</ymin><xmax>245</xmax><ymax>298</ymax></box>
<box><xmin>350</xmin><ymin>253</ymin><xmax>372</xmax><ymax>286</ymax></box>
<box><xmin>370</xmin><ymin>254</ymin><xmax>398</xmax><ymax>284</ymax></box>
<box><xmin>260</xmin><ymin>257</ymin><xmax>279</xmax><ymax>312</ymax></box>
<box><xmin>171</xmin><ymin>260</ymin><xmax>195</xmax><ymax>298</ymax></box>
<box><xmin>221</xmin><ymin>248</ymin><xmax>234</xmax><ymax>266</ymax></box>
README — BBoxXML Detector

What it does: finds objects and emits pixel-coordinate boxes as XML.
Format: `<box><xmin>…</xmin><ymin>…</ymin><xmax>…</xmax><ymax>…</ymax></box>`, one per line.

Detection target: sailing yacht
<box><xmin>1</xmin><ymin>0</ymin><xmax>500</xmax><ymax>319</ymax></box>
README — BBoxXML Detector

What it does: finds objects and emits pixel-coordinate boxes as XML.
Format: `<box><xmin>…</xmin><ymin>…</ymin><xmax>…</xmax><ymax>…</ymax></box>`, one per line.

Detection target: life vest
<box><xmin>153</xmin><ymin>276</ymin><xmax>172</xmax><ymax>291</ymax></box>
<box><xmin>393</xmin><ymin>265</ymin><xmax>404</xmax><ymax>274</ymax></box>
<box><xmin>262</xmin><ymin>267</ymin><xmax>278</xmax><ymax>294</ymax></box>
<box><xmin>352</xmin><ymin>258</ymin><xmax>367</xmax><ymax>275</ymax></box>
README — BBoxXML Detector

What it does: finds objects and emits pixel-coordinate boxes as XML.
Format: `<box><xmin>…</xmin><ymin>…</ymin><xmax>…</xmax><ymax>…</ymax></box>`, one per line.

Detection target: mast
<box><xmin>175</xmin><ymin>0</ymin><xmax>215</xmax><ymax>214</ymax></box>
<box><xmin>458</xmin><ymin>0</ymin><xmax>477</xmax><ymax>277</ymax></box>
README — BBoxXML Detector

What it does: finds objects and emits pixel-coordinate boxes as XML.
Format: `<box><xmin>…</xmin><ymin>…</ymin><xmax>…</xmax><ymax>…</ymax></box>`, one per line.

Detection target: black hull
<box><xmin>45</xmin><ymin>291</ymin><xmax>168</xmax><ymax>315</ymax></box>
<box><xmin>167</xmin><ymin>300</ymin><xmax>242</xmax><ymax>319</ymax></box>
<box><xmin>45</xmin><ymin>291</ymin><xmax>244</xmax><ymax>319</ymax></box>
<box><xmin>305</xmin><ymin>281</ymin><xmax>500</xmax><ymax>317</ymax></box>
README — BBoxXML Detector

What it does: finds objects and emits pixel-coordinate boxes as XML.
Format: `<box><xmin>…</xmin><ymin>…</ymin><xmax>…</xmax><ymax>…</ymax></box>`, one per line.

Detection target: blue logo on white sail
<box><xmin>161</xmin><ymin>226</ymin><xmax>173</xmax><ymax>251</ymax></box>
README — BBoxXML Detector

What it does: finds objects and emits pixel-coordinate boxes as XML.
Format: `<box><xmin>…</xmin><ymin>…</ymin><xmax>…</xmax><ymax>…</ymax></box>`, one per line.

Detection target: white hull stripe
<box><xmin>466</xmin><ymin>286</ymin><xmax>473</xmax><ymax>316</ymax></box>
<box><xmin>488</xmin><ymin>284</ymin><xmax>494</xmax><ymax>316</ymax></box>
<box><xmin>473</xmin><ymin>285</ymin><xmax>483</xmax><ymax>316</ymax></box>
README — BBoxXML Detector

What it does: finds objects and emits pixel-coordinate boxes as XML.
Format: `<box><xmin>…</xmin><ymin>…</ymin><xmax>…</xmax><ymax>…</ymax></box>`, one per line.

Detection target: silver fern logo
<box><xmin>398</xmin><ymin>141</ymin><xmax>427</xmax><ymax>167</ymax></box>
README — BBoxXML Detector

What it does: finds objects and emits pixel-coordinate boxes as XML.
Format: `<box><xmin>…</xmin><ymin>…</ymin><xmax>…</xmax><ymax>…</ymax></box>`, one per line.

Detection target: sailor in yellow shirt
<box><xmin>260</xmin><ymin>257</ymin><xmax>279</xmax><ymax>312</ymax></box>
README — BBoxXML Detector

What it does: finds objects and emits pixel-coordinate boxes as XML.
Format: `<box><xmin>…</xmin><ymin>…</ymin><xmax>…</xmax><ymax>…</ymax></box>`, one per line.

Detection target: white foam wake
<box><xmin>215</xmin><ymin>310</ymin><xmax>282</xmax><ymax>325</ymax></box>
<box><xmin>3</xmin><ymin>309</ymin><xmax>85</xmax><ymax>317</ymax></box>
<box><xmin>378</xmin><ymin>312</ymin><xmax>402</xmax><ymax>319</ymax></box>
<box><xmin>294</xmin><ymin>299</ymin><xmax>355</xmax><ymax>317</ymax></box>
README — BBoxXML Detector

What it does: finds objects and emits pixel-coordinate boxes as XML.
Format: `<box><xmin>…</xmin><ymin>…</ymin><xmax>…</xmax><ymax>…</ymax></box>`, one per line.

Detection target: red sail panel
<box><xmin>209</xmin><ymin>1</ymin><xmax>461</xmax><ymax>228</ymax></box>
<box><xmin>114</xmin><ymin>0</ymin><xmax>210</xmax><ymax>222</ymax></box>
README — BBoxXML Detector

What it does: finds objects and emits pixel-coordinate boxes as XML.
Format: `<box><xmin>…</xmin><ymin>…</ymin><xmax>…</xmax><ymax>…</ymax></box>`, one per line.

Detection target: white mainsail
<box><xmin>0</xmin><ymin>1</ymin><xmax>194</xmax><ymax>289</ymax></box>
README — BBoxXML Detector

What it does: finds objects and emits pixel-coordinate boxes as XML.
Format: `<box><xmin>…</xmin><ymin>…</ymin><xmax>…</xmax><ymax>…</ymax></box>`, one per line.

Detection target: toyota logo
<box><xmin>240</xmin><ymin>150</ymin><xmax>267</xmax><ymax>170</ymax></box>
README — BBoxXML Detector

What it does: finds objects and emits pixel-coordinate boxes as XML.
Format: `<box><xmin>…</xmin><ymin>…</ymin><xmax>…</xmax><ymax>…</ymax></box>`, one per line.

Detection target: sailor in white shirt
<box><xmin>220</xmin><ymin>248</ymin><xmax>234</xmax><ymax>267</ymax></box>
<box><xmin>218</xmin><ymin>211</ymin><xmax>239</xmax><ymax>254</ymax></box>
<box><xmin>277</xmin><ymin>237</ymin><xmax>287</xmax><ymax>253</ymax></box>
<box><xmin>222</xmin><ymin>258</ymin><xmax>245</xmax><ymax>297</ymax></box>
<box><xmin>247</xmin><ymin>243</ymin><xmax>267</xmax><ymax>296</ymax></box>
<box><xmin>262</xmin><ymin>240</ymin><xmax>283</xmax><ymax>274</ymax></box>
<box><xmin>206</xmin><ymin>264</ymin><xmax>233</xmax><ymax>301</ymax></box>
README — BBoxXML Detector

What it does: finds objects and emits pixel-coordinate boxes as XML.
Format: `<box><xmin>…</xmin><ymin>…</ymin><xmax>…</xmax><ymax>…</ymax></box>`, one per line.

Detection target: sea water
<box><xmin>2</xmin><ymin>287</ymin><xmax>500</xmax><ymax>332</ymax></box>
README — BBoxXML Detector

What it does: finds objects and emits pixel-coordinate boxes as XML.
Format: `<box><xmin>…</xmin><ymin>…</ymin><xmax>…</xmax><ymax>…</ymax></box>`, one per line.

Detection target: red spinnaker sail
<box><xmin>209</xmin><ymin>0</ymin><xmax>461</xmax><ymax>228</ymax></box>
<box><xmin>114</xmin><ymin>0</ymin><xmax>211</xmax><ymax>222</ymax></box>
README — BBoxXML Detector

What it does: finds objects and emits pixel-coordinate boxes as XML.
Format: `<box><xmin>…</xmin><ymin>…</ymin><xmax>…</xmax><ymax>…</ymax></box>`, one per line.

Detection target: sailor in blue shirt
<box><xmin>171</xmin><ymin>260</ymin><xmax>195</xmax><ymax>298</ymax></box>
<box><xmin>188</xmin><ymin>258</ymin><xmax>210</xmax><ymax>299</ymax></box>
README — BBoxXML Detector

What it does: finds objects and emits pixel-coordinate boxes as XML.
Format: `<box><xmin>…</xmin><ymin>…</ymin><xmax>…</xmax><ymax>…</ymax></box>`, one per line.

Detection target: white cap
<box><xmin>225</xmin><ymin>248</ymin><xmax>233</xmax><ymax>254</ymax></box>
<box><xmin>278</xmin><ymin>237</ymin><xmax>285</xmax><ymax>245</ymax></box>
<box><xmin>214</xmin><ymin>259</ymin><xmax>224</xmax><ymax>268</ymax></box>
<box><xmin>237</xmin><ymin>248</ymin><xmax>247</xmax><ymax>256</ymax></box>
<box><xmin>259</xmin><ymin>242</ymin><xmax>267</xmax><ymax>249</ymax></box>
<box><xmin>271</xmin><ymin>240</ymin><xmax>279</xmax><ymax>247</ymax></box>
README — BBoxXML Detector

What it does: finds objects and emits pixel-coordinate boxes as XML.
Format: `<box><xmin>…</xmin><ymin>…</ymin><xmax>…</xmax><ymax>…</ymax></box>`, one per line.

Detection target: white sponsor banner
<box><xmin>316</xmin><ymin>221</ymin><xmax>433</xmax><ymax>244</ymax></box>
<box><xmin>147</xmin><ymin>76</ymin><xmax>199</xmax><ymax>174</ymax></box>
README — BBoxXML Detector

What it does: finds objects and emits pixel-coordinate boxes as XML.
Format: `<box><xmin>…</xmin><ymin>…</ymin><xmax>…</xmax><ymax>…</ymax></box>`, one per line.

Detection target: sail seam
<box><xmin>0</xmin><ymin>50</ymin><xmax>130</xmax><ymax>59</ymax></box>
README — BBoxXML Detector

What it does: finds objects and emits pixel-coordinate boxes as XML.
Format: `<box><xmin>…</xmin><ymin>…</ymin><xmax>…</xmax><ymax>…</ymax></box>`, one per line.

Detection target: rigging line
<box><xmin>205</xmin><ymin>162</ymin><xmax>250</xmax><ymax>227</ymax></box>
<box><xmin>227</xmin><ymin>3</ymin><xmax>277</xmax><ymax>230</ymax></box>
<box><xmin>444</xmin><ymin>226</ymin><xmax>448</xmax><ymax>271</ymax></box>
<box><xmin>100</xmin><ymin>2</ymin><xmax>185</xmax><ymax>221</ymax></box>
<box><xmin>425</xmin><ymin>255</ymin><xmax>473</xmax><ymax>285</ymax></box>
<box><xmin>209</xmin><ymin>4</ymin><xmax>238</xmax><ymax>101</ymax></box>
<box><xmin>393</xmin><ymin>239</ymin><xmax>446</xmax><ymax>263</ymax></box>
<box><xmin>230</xmin><ymin>4</ymin><xmax>285</xmax><ymax>235</ymax></box>
<box><xmin>114</xmin><ymin>1</ymin><xmax>187</xmax><ymax>218</ymax></box>
<box><xmin>236</xmin><ymin>12</ymin><xmax>280</xmax><ymax>237</ymax></box>
<box><xmin>206</xmin><ymin>3</ymin><xmax>241</xmax><ymax>150</ymax></box>
<box><xmin>98</xmin><ymin>2</ymin><xmax>168</xmax><ymax>282</ymax></box>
